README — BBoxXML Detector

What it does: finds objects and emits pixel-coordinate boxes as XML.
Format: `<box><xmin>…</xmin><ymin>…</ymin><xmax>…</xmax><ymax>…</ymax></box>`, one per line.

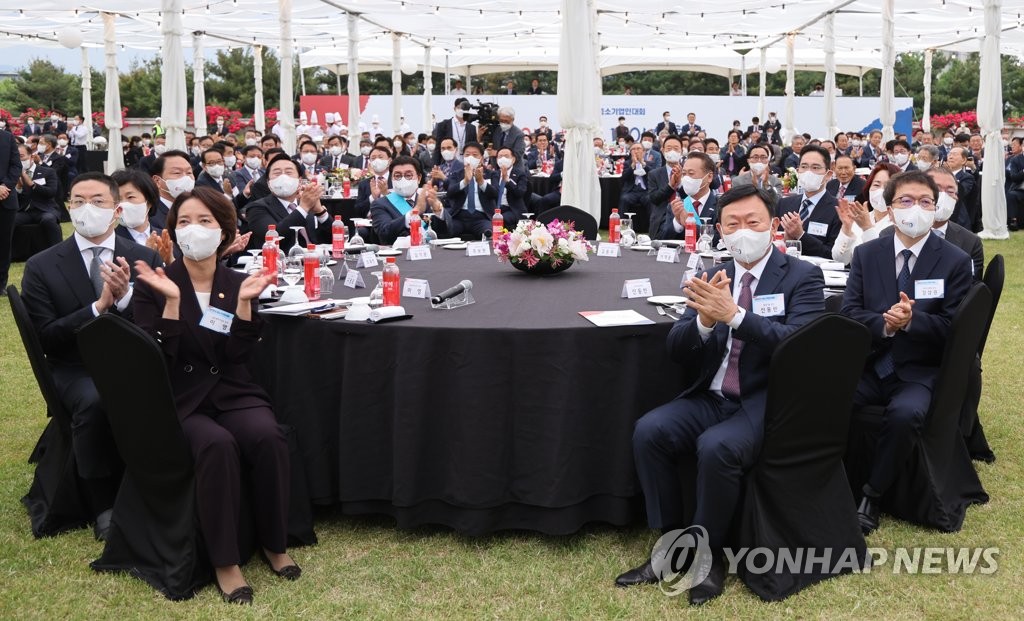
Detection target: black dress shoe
<box><xmin>262</xmin><ymin>551</ymin><xmax>302</xmax><ymax>581</ymax></box>
<box><xmin>93</xmin><ymin>509</ymin><xmax>113</xmax><ymax>542</ymax></box>
<box><xmin>857</xmin><ymin>496</ymin><xmax>880</xmax><ymax>535</ymax></box>
<box><xmin>614</xmin><ymin>559</ymin><xmax>659</xmax><ymax>587</ymax></box>
<box><xmin>688</xmin><ymin>554</ymin><xmax>726</xmax><ymax>606</ymax></box>
<box><xmin>217</xmin><ymin>584</ymin><xmax>254</xmax><ymax>605</ymax></box>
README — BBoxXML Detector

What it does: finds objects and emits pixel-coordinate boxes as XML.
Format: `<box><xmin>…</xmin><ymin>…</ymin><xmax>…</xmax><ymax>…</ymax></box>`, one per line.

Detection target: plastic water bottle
<box><xmin>304</xmin><ymin>244</ymin><xmax>321</xmax><ymax>301</ymax></box>
<box><xmin>774</xmin><ymin>230</ymin><xmax>787</xmax><ymax>254</ymax></box>
<box><xmin>332</xmin><ymin>215</ymin><xmax>346</xmax><ymax>258</ymax></box>
<box><xmin>410</xmin><ymin>209</ymin><xmax>422</xmax><ymax>246</ymax></box>
<box><xmin>608</xmin><ymin>208</ymin><xmax>621</xmax><ymax>243</ymax></box>
<box><xmin>343</xmin><ymin>178</ymin><xmax>351</xmax><ymax>198</ymax></box>
<box><xmin>262</xmin><ymin>224</ymin><xmax>280</xmax><ymax>277</ymax></box>
<box><xmin>684</xmin><ymin>212</ymin><xmax>697</xmax><ymax>253</ymax></box>
<box><xmin>722</xmin><ymin>174</ymin><xmax>732</xmax><ymax>192</ymax></box>
<box><xmin>491</xmin><ymin>209</ymin><xmax>504</xmax><ymax>248</ymax></box>
<box><xmin>382</xmin><ymin>257</ymin><xmax>400</xmax><ymax>306</ymax></box>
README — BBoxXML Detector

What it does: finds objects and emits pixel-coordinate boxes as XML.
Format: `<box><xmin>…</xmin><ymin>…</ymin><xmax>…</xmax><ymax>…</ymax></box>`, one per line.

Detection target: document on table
<box><xmin>579</xmin><ymin>310</ymin><xmax>655</xmax><ymax>327</ymax></box>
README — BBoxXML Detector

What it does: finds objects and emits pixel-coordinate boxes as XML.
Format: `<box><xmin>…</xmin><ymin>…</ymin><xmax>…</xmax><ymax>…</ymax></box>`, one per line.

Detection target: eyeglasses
<box><xmin>747</xmin><ymin>154</ymin><xmax>769</xmax><ymax>162</ymax></box>
<box><xmin>392</xmin><ymin>172</ymin><xmax>420</xmax><ymax>181</ymax></box>
<box><xmin>798</xmin><ymin>164</ymin><xmax>827</xmax><ymax>173</ymax></box>
<box><xmin>70</xmin><ymin>199</ymin><xmax>113</xmax><ymax>209</ymax></box>
<box><xmin>892</xmin><ymin>196</ymin><xmax>936</xmax><ymax>210</ymax></box>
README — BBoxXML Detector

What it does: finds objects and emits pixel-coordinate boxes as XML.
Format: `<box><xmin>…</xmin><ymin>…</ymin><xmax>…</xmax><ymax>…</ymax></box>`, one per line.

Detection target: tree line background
<box><xmin>1</xmin><ymin>48</ymin><xmax>1022</xmax><ymax>123</ymax></box>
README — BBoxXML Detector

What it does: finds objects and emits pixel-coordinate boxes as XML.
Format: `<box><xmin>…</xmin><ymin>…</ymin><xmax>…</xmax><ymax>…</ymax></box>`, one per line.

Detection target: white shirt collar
<box><xmin>893</xmin><ymin>229</ymin><xmax>931</xmax><ymax>258</ymax></box>
<box><xmin>934</xmin><ymin>222</ymin><xmax>949</xmax><ymax>237</ymax></box>
<box><xmin>74</xmin><ymin>230</ymin><xmax>116</xmax><ymax>253</ymax></box>
<box><xmin>690</xmin><ymin>189</ymin><xmax>711</xmax><ymax>205</ymax></box>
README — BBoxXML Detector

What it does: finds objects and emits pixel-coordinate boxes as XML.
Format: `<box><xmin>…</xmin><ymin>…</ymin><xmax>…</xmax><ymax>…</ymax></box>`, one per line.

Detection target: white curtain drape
<box><xmin>391</xmin><ymin>33</ymin><xmax>402</xmax><ymax>136</ymax></box>
<box><xmin>102</xmin><ymin>13</ymin><xmax>124</xmax><ymax>172</ymax></box>
<box><xmin>557</xmin><ymin>0</ymin><xmax>601</xmax><ymax>223</ymax></box>
<box><xmin>278</xmin><ymin>0</ymin><xmax>296</xmax><ymax>154</ymax></box>
<box><xmin>423</xmin><ymin>46</ymin><xmax>433</xmax><ymax>133</ymax></box>
<box><xmin>880</xmin><ymin>0</ymin><xmax>895</xmax><ymax>141</ymax></box>
<box><xmin>192</xmin><ymin>32</ymin><xmax>207</xmax><ymax>137</ymax></box>
<box><xmin>81</xmin><ymin>47</ymin><xmax>93</xmax><ymax>149</ymax></box>
<box><xmin>253</xmin><ymin>45</ymin><xmax>265</xmax><ymax>132</ymax></box>
<box><xmin>824</xmin><ymin>13</ymin><xmax>839</xmax><ymax>139</ymax></box>
<box><xmin>922</xmin><ymin>49</ymin><xmax>933</xmax><ymax>133</ymax></box>
<box><xmin>160</xmin><ymin>0</ymin><xmax>187</xmax><ymax>151</ymax></box>
<box><xmin>784</xmin><ymin>35</ymin><xmax>795</xmax><ymax>140</ymax></box>
<box><xmin>347</xmin><ymin>13</ymin><xmax>360</xmax><ymax>154</ymax></box>
<box><xmin>758</xmin><ymin>48</ymin><xmax>767</xmax><ymax>122</ymax></box>
<box><xmin>978</xmin><ymin>0</ymin><xmax>1008</xmax><ymax>239</ymax></box>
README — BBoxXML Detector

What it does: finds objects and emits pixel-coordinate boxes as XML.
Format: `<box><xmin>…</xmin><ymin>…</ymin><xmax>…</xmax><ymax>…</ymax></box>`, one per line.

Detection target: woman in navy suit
<box><xmin>132</xmin><ymin>187</ymin><xmax>298</xmax><ymax>605</ymax></box>
<box><xmin>111</xmin><ymin>169</ymin><xmax>164</xmax><ymax>246</ymax></box>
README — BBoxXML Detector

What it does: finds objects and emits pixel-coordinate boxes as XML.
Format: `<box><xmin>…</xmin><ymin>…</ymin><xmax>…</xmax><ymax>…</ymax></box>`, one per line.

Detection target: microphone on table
<box><xmin>430</xmin><ymin>279</ymin><xmax>473</xmax><ymax>305</ymax></box>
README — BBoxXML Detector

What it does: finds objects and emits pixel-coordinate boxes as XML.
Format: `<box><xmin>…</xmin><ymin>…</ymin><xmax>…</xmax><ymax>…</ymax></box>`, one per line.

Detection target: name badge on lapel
<box><xmin>807</xmin><ymin>221</ymin><xmax>828</xmax><ymax>237</ymax></box>
<box><xmin>199</xmin><ymin>307</ymin><xmax>234</xmax><ymax>334</ymax></box>
<box><xmin>752</xmin><ymin>294</ymin><xmax>785</xmax><ymax>317</ymax></box>
<box><xmin>914</xmin><ymin>279</ymin><xmax>944</xmax><ymax>300</ymax></box>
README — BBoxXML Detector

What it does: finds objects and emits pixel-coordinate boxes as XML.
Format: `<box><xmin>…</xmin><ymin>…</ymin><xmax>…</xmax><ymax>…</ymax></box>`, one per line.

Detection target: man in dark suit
<box><xmin>20</xmin><ymin>172</ymin><xmax>163</xmax><ymax>540</ymax></box>
<box><xmin>369</xmin><ymin>155</ymin><xmax>450</xmax><ymax>245</ymax></box>
<box><xmin>620</xmin><ymin>143</ymin><xmax>652</xmax><ymax>224</ymax></box>
<box><xmin>649</xmin><ymin>149</ymin><xmax>718</xmax><ymax>240</ymax></box>
<box><xmin>502</xmin><ymin>80</ymin><xmax>517</xmax><ymax>95</ymax></box>
<box><xmin>856</xmin><ymin>130</ymin><xmax>885</xmax><ymax>168</ymax></box>
<box><xmin>150</xmin><ymin>150</ymin><xmax>197</xmax><ymax>231</ymax></box>
<box><xmin>486</xmin><ymin>106</ymin><xmax>526</xmax><ymax>164</ymax></box>
<box><xmin>654</xmin><ymin>112</ymin><xmax>678</xmax><ymax>136</ymax></box>
<box><xmin>527</xmin><ymin>79</ymin><xmax>543</xmax><ymax>95</ymax></box>
<box><xmin>353</xmin><ymin>145</ymin><xmax>394</xmax><ymax>221</ymax></box>
<box><xmin>526</xmin><ymin>134</ymin><xmax>560</xmax><ymax>171</ymax></box>
<box><xmin>488</xmin><ymin>147</ymin><xmax>528</xmax><ymax>229</ymax></box>
<box><xmin>680</xmin><ymin>112</ymin><xmax>702</xmax><ymax>138</ymax></box>
<box><xmin>945</xmin><ymin>146</ymin><xmax>977</xmax><ymax>230</ymax></box>
<box><xmin>617</xmin><ymin>184</ymin><xmax>825</xmax><ymax>604</ymax></box>
<box><xmin>1006</xmin><ymin>137</ymin><xmax>1024</xmax><ymax>230</ymax></box>
<box><xmin>432</xmin><ymin>98</ymin><xmax>476</xmax><ymax>165</ymax></box>
<box><xmin>244</xmin><ymin>155</ymin><xmax>333</xmax><ymax>251</ymax></box>
<box><xmin>43</xmin><ymin>112</ymin><xmax>67</xmax><ymax>136</ymax></box>
<box><xmin>826</xmin><ymin>154</ymin><xmax>866</xmax><ymax>200</ymax></box>
<box><xmin>777</xmin><ymin>145</ymin><xmax>841</xmax><ymax>259</ymax></box>
<box><xmin>22</xmin><ymin>115</ymin><xmax>43</xmax><ymax>136</ymax></box>
<box><xmin>746</xmin><ymin>116</ymin><xmax>763</xmax><ymax>136</ymax></box>
<box><xmin>38</xmin><ymin>135</ymin><xmax>70</xmax><ymax>202</ymax></box>
<box><xmin>14</xmin><ymin>143</ymin><xmax>62</xmax><ymax>249</ymax></box>
<box><xmin>445</xmin><ymin>142</ymin><xmax>498</xmax><ymax>238</ymax></box>
<box><xmin>926</xmin><ymin>167</ymin><xmax>985</xmax><ymax>280</ymax></box>
<box><xmin>320</xmin><ymin>135</ymin><xmax>353</xmax><ymax>171</ymax></box>
<box><xmin>841</xmin><ymin>169</ymin><xmax>973</xmax><ymax>535</ymax></box>
<box><xmin>195</xmin><ymin>148</ymin><xmax>235</xmax><ymax>198</ymax></box>
<box><xmin>0</xmin><ymin>127</ymin><xmax>23</xmax><ymax>293</ymax></box>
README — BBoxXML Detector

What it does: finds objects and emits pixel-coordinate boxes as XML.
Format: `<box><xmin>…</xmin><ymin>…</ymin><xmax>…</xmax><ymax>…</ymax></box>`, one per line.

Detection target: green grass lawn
<box><xmin>1</xmin><ymin>227</ymin><xmax>1022</xmax><ymax>620</ymax></box>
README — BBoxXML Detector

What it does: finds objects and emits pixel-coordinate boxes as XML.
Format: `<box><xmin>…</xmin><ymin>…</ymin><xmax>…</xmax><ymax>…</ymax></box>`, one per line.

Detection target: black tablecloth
<box><xmin>321</xmin><ymin>197</ymin><xmax>359</xmax><ymax>221</ymax></box>
<box><xmin>527</xmin><ymin>176</ymin><xmax>624</xmax><ymax>229</ymax></box>
<box><xmin>254</xmin><ymin>248</ymin><xmax>698</xmax><ymax>535</ymax></box>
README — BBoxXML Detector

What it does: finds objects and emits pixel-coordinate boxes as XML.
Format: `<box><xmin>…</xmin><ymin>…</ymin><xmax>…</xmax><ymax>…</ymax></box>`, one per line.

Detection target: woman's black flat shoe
<box><xmin>262</xmin><ymin>551</ymin><xmax>302</xmax><ymax>581</ymax></box>
<box><xmin>218</xmin><ymin>584</ymin><xmax>254</xmax><ymax>605</ymax></box>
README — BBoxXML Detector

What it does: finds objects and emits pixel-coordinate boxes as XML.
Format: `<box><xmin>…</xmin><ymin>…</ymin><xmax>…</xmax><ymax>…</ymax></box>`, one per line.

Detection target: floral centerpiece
<box><xmin>781</xmin><ymin>167</ymin><xmax>799</xmax><ymax>192</ymax></box>
<box><xmin>495</xmin><ymin>219</ymin><xmax>592</xmax><ymax>275</ymax></box>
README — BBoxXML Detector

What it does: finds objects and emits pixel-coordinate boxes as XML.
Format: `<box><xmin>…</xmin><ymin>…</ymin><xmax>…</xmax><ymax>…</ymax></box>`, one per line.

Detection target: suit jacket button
<box><xmin>184</xmin><ymin>364</ymin><xmax>193</xmax><ymax>373</ymax></box>
<box><xmin>210</xmin><ymin>366</ymin><xmax>219</xmax><ymax>375</ymax></box>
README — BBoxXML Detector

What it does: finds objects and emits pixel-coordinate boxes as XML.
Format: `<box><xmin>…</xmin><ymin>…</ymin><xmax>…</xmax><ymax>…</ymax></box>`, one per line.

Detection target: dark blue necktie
<box><xmin>467</xmin><ymin>180</ymin><xmax>477</xmax><ymax>214</ymax></box>
<box><xmin>897</xmin><ymin>249</ymin><xmax>913</xmax><ymax>294</ymax></box>
<box><xmin>874</xmin><ymin>249</ymin><xmax>915</xmax><ymax>379</ymax></box>
<box><xmin>799</xmin><ymin>198</ymin><xmax>812</xmax><ymax>221</ymax></box>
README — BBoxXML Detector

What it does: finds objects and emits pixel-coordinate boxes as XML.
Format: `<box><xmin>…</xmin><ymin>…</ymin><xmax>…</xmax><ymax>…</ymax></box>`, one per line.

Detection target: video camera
<box><xmin>460</xmin><ymin>99</ymin><xmax>501</xmax><ymax>144</ymax></box>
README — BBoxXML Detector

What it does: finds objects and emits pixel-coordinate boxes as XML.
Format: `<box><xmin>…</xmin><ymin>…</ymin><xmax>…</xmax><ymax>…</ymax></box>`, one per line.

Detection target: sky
<box><xmin>0</xmin><ymin>45</ymin><xmax>165</xmax><ymax>74</ymax></box>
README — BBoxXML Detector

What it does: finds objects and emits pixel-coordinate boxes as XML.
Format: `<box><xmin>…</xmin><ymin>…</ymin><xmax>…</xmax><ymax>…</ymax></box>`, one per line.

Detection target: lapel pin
<box><xmin>218</xmin><ymin>292</ymin><xmax>225</xmax><ymax>299</ymax></box>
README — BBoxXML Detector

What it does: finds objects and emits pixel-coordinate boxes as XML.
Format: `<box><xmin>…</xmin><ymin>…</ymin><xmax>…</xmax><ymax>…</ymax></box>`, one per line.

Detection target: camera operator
<box><xmin>478</xmin><ymin>106</ymin><xmax>525</xmax><ymax>164</ymax></box>
<box><xmin>432</xmin><ymin>97</ymin><xmax>477</xmax><ymax>166</ymax></box>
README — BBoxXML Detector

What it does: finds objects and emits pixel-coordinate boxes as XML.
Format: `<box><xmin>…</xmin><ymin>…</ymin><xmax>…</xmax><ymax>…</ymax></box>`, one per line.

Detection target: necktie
<box><xmin>874</xmin><ymin>249</ymin><xmax>915</xmax><ymax>379</ymax></box>
<box><xmin>89</xmin><ymin>247</ymin><xmax>104</xmax><ymax>297</ymax></box>
<box><xmin>497</xmin><ymin>178</ymin><xmax>506</xmax><ymax>207</ymax></box>
<box><xmin>935</xmin><ymin>228</ymin><xmax>946</xmax><ymax>239</ymax></box>
<box><xmin>467</xmin><ymin>180</ymin><xmax>477</xmax><ymax>213</ymax></box>
<box><xmin>287</xmin><ymin>202</ymin><xmax>297</xmax><ymax>214</ymax></box>
<box><xmin>799</xmin><ymin>198</ymin><xmax>812</xmax><ymax>220</ymax></box>
<box><xmin>897</xmin><ymin>249</ymin><xmax>913</xmax><ymax>295</ymax></box>
<box><xmin>838</xmin><ymin>184</ymin><xmax>846</xmax><ymax>197</ymax></box>
<box><xmin>721</xmin><ymin>272</ymin><xmax>755</xmax><ymax>400</ymax></box>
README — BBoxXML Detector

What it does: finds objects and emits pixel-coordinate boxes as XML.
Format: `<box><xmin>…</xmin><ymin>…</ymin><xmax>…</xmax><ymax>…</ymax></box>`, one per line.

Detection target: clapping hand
<box><xmin>239</xmin><ymin>270</ymin><xmax>276</xmax><ymax>302</ymax></box>
<box><xmin>147</xmin><ymin>229</ymin><xmax>175</xmax><ymax>265</ymax></box>
<box><xmin>473</xmin><ymin>165</ymin><xmax>485</xmax><ymax>185</ymax></box>
<box><xmin>669</xmin><ymin>163</ymin><xmax>684</xmax><ymax>188</ymax></box>
<box><xmin>223</xmin><ymin>231</ymin><xmax>251</xmax><ymax>256</ymax></box>
<box><xmin>883</xmin><ymin>292</ymin><xmax>915</xmax><ymax>334</ymax></box>
<box><xmin>134</xmin><ymin>260</ymin><xmax>181</xmax><ymax>300</ymax></box>
<box><xmin>670</xmin><ymin>196</ymin><xmax>688</xmax><ymax>225</ymax></box>
<box><xmin>298</xmin><ymin>179</ymin><xmax>324</xmax><ymax>211</ymax></box>
<box><xmin>683</xmin><ymin>271</ymin><xmax>735</xmax><ymax>328</ymax></box>
<box><xmin>780</xmin><ymin>211</ymin><xmax>804</xmax><ymax>240</ymax></box>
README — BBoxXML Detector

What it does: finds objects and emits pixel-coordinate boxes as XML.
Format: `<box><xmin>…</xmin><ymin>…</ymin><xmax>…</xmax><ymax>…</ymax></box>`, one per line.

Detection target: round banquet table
<box><xmin>253</xmin><ymin>246</ymin><xmax>703</xmax><ymax>535</ymax></box>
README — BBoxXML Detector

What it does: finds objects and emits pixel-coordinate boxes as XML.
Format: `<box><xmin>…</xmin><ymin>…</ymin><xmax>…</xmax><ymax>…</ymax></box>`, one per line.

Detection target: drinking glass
<box><xmin>318</xmin><ymin>265</ymin><xmax>335</xmax><ymax>296</ymax></box>
<box><xmin>521</xmin><ymin>211</ymin><xmax>535</xmax><ymax>222</ymax></box>
<box><xmin>785</xmin><ymin>239</ymin><xmax>802</xmax><ymax>258</ymax></box>
<box><xmin>281</xmin><ymin>255</ymin><xmax>303</xmax><ymax>289</ymax></box>
<box><xmin>288</xmin><ymin>226</ymin><xmax>306</xmax><ymax>258</ymax></box>
<box><xmin>369</xmin><ymin>271</ymin><xmax>384</xmax><ymax>306</ymax></box>
<box><xmin>619</xmin><ymin>217</ymin><xmax>636</xmax><ymax>247</ymax></box>
<box><xmin>697</xmin><ymin>223</ymin><xmax>715</xmax><ymax>253</ymax></box>
<box><xmin>423</xmin><ymin>212</ymin><xmax>438</xmax><ymax>244</ymax></box>
<box><xmin>347</xmin><ymin>225</ymin><xmax>364</xmax><ymax>263</ymax></box>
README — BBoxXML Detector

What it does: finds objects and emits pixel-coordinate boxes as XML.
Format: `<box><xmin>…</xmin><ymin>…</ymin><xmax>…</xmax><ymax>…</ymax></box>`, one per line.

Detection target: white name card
<box><xmin>686</xmin><ymin>253</ymin><xmax>702</xmax><ymax>269</ymax></box>
<box><xmin>680</xmin><ymin>269</ymin><xmax>697</xmax><ymax>289</ymax></box>
<box><xmin>657</xmin><ymin>246</ymin><xmax>680</xmax><ymax>263</ymax></box>
<box><xmin>343</xmin><ymin>269</ymin><xmax>365</xmax><ymax>289</ymax></box>
<box><xmin>356</xmin><ymin>251</ymin><xmax>379</xmax><ymax>268</ymax></box>
<box><xmin>407</xmin><ymin>246</ymin><xmax>433</xmax><ymax>261</ymax></box>
<box><xmin>402</xmin><ymin>278</ymin><xmax>431</xmax><ymax>299</ymax></box>
<box><xmin>597</xmin><ymin>242</ymin><xmax>622</xmax><ymax>258</ymax></box>
<box><xmin>621</xmin><ymin>278</ymin><xmax>654</xmax><ymax>299</ymax></box>
<box><xmin>466</xmin><ymin>241</ymin><xmax>491</xmax><ymax>256</ymax></box>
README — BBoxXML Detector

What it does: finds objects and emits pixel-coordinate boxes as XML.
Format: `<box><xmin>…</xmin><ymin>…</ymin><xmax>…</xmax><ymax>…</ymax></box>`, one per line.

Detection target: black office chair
<box><xmin>537</xmin><ymin>205</ymin><xmax>599</xmax><ymax>241</ymax></box>
<box><xmin>823</xmin><ymin>292</ymin><xmax>844</xmax><ymax>314</ymax></box>
<box><xmin>737</xmin><ymin>314</ymin><xmax>872</xmax><ymax>601</ymax></box>
<box><xmin>7</xmin><ymin>285</ymin><xmax>90</xmax><ymax>537</ymax></box>
<box><xmin>961</xmin><ymin>254</ymin><xmax>1003</xmax><ymax>462</ymax></box>
<box><xmin>77</xmin><ymin>314</ymin><xmax>211</xmax><ymax>600</ymax></box>
<box><xmin>846</xmin><ymin>282</ymin><xmax>991</xmax><ymax>532</ymax></box>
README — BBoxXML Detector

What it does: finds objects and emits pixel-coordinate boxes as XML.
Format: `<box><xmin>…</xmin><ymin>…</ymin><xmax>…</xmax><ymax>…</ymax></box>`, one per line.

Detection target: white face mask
<box><xmin>330</xmin><ymin>146</ymin><xmax>343</xmax><ymax>157</ymax></box>
<box><xmin>393</xmin><ymin>141</ymin><xmax>403</xmax><ymax>150</ymax></box>
<box><xmin>224</xmin><ymin>155</ymin><xmax>236</xmax><ymax>169</ymax></box>
<box><xmin>269</xmin><ymin>174</ymin><xmax>300</xmax><ymax>198</ymax></box>
<box><xmin>360</xmin><ymin>146</ymin><xmax>372</xmax><ymax>156</ymax></box>
<box><xmin>175</xmin><ymin>224</ymin><xmax>223</xmax><ymax>261</ymax></box>
<box><xmin>57</xmin><ymin>139</ymin><xmax>68</xmax><ymax>147</ymax></box>
<box><xmin>245</xmin><ymin>156</ymin><xmax>261</xmax><ymax>170</ymax></box>
<box><xmin>499</xmin><ymin>122</ymin><xmax>513</xmax><ymax>132</ymax></box>
<box><xmin>869</xmin><ymin>188</ymin><xmax>887</xmax><ymax>211</ymax></box>
<box><xmin>707</xmin><ymin>153</ymin><xmax>720</xmax><ymax>164</ymax></box>
<box><xmin>21</xmin><ymin>159</ymin><xmax>31</xmax><ymax>171</ymax></box>
<box><xmin>406</xmin><ymin>139</ymin><xmax>417</xmax><ymax>148</ymax></box>
<box><xmin>301</xmin><ymin>153</ymin><xmax>318</xmax><ymax>166</ymax></box>
<box><xmin>641</xmin><ymin>140</ymin><xmax>653</xmax><ymax>150</ymax></box>
<box><xmin>119</xmin><ymin>201</ymin><xmax>150</xmax><ymax>228</ymax></box>
<box><xmin>594</xmin><ymin>146</ymin><xmax>604</xmax><ymax>155</ymax></box>
<box><xmin>369</xmin><ymin>158</ymin><xmax>390</xmax><ymax>174</ymax></box>
<box><xmin>893</xmin><ymin>152</ymin><xmax>910</xmax><ymax>166</ymax></box>
<box><xmin>206</xmin><ymin>164</ymin><xmax>225</xmax><ymax>179</ymax></box>
<box><xmin>943</xmin><ymin>137</ymin><xmax>954</xmax><ymax>146</ymax></box>
<box><xmin>463</xmin><ymin>155</ymin><xmax>481</xmax><ymax>169</ymax></box>
<box><xmin>37</xmin><ymin>144</ymin><xmax>47</xmax><ymax>154</ymax></box>
<box><xmin>497</xmin><ymin>157</ymin><xmax>513</xmax><ymax>169</ymax></box>
<box><xmin>142</xmin><ymin>139</ymin><xmax>151</xmax><ymax>147</ymax></box>
<box><xmin>749</xmin><ymin>162</ymin><xmax>768</xmax><ymax>175</ymax></box>
<box><xmin>891</xmin><ymin>204</ymin><xmax>935</xmax><ymax>238</ymax></box>
<box><xmin>70</xmin><ymin>203</ymin><xmax>116</xmax><ymax>238</ymax></box>
<box><xmin>798</xmin><ymin>170</ymin><xmax>826</xmax><ymax>193</ymax></box>
<box><xmin>722</xmin><ymin>227</ymin><xmax>772</xmax><ymax>263</ymax></box>
<box><xmin>934</xmin><ymin>192</ymin><xmax>957</xmax><ymax>222</ymax></box>
<box><xmin>163</xmin><ymin>175</ymin><xmax>195</xmax><ymax>198</ymax></box>
<box><xmin>154</xmin><ymin>144</ymin><xmax>168</xmax><ymax>155</ymax></box>
<box><xmin>663</xmin><ymin>150</ymin><xmax>682</xmax><ymax>164</ymax></box>
<box><xmin>681</xmin><ymin>175</ymin><xmax>705</xmax><ymax>196</ymax></box>
<box><xmin>455</xmin><ymin>109</ymin><xmax>465</xmax><ymax>119</ymax></box>
<box><xmin>441</xmin><ymin>149</ymin><xmax>457</xmax><ymax>162</ymax></box>
<box><xmin>392</xmin><ymin>177</ymin><xmax>418</xmax><ymax>198</ymax></box>
<box><xmin>426</xmin><ymin>143</ymin><xmax>436</xmax><ymax>152</ymax></box>
<box><xmin>915</xmin><ymin>160</ymin><xmax>932</xmax><ymax>171</ymax></box>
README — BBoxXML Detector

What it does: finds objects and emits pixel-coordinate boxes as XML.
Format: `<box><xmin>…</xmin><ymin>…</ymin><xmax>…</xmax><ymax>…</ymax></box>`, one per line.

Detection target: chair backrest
<box><xmin>761</xmin><ymin>314</ymin><xmax>871</xmax><ymax>464</ymax></box>
<box><xmin>536</xmin><ymin>205</ymin><xmax>599</xmax><ymax>241</ymax></box>
<box><xmin>76</xmin><ymin>314</ymin><xmax>193</xmax><ymax>484</ymax></box>
<box><xmin>823</xmin><ymin>292</ymin><xmax>844</xmax><ymax>314</ymax></box>
<box><xmin>978</xmin><ymin>254</ymin><xmax>1003</xmax><ymax>357</ymax></box>
<box><xmin>6</xmin><ymin>285</ymin><xmax>68</xmax><ymax>421</ymax></box>
<box><xmin>925</xmin><ymin>282</ymin><xmax>992</xmax><ymax>443</ymax></box>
